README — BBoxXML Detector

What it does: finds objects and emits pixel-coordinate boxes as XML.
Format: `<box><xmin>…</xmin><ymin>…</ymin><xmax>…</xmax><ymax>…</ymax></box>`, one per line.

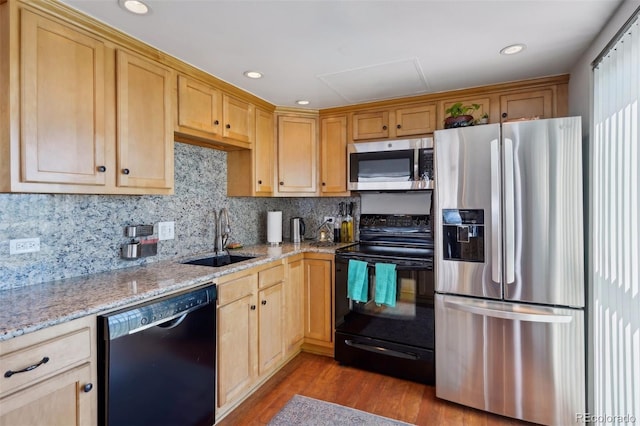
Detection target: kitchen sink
<box><xmin>182</xmin><ymin>254</ymin><xmax>255</xmax><ymax>267</ymax></box>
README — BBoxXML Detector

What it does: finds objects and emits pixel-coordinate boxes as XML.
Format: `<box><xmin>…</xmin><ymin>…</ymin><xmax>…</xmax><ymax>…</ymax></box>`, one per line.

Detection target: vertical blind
<box><xmin>591</xmin><ymin>8</ymin><xmax>639</xmax><ymax>421</ymax></box>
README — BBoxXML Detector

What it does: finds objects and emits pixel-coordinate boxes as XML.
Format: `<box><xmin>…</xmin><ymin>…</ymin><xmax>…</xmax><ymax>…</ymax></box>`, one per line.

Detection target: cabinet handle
<box><xmin>82</xmin><ymin>383</ymin><xmax>93</xmax><ymax>393</ymax></box>
<box><xmin>258</xmin><ymin>180</ymin><xmax>262</xmax><ymax>184</ymax></box>
<box><xmin>261</xmin><ymin>300</ymin><xmax>267</xmax><ymax>305</ymax></box>
<box><xmin>4</xmin><ymin>357</ymin><xmax>49</xmax><ymax>378</ymax></box>
<box><xmin>502</xmin><ymin>112</ymin><xmax>508</xmax><ymax>118</ymax></box>
<box><xmin>250</xmin><ymin>305</ymin><xmax>256</xmax><ymax>310</ymax></box>
<box><xmin>397</xmin><ymin>124</ymin><xmax>402</xmax><ymax>129</ymax></box>
<box><xmin>322</xmin><ymin>182</ymin><xmax>326</xmax><ymax>186</ymax></box>
<box><xmin>97</xmin><ymin>166</ymin><xmax>106</xmax><ymax>173</ymax></box>
<box><xmin>279</xmin><ymin>181</ymin><xmax>284</xmax><ymax>186</ymax></box>
<box><xmin>382</xmin><ymin>125</ymin><xmax>387</xmax><ymax>130</ymax></box>
<box><xmin>122</xmin><ymin>168</ymin><xmax>130</xmax><ymax>175</ymax></box>
<box><xmin>214</xmin><ymin>120</ymin><xmax>220</xmax><ymax>125</ymax></box>
<box><xmin>225</xmin><ymin>124</ymin><xmax>231</xmax><ymax>129</ymax></box>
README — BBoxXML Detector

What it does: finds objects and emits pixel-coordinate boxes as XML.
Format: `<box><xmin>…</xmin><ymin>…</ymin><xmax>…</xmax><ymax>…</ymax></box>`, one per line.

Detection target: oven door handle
<box><xmin>337</xmin><ymin>257</ymin><xmax>432</xmax><ymax>271</ymax></box>
<box><xmin>344</xmin><ymin>339</ymin><xmax>420</xmax><ymax>360</ymax></box>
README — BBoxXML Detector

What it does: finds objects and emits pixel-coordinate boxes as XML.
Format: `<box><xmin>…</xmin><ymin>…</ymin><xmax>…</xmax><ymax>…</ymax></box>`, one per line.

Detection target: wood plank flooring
<box><xmin>217</xmin><ymin>353</ymin><xmax>529</xmax><ymax>425</ymax></box>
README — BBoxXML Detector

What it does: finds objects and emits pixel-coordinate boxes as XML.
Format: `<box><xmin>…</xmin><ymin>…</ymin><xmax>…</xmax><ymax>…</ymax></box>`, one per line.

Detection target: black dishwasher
<box><xmin>98</xmin><ymin>284</ymin><xmax>217</xmax><ymax>426</ymax></box>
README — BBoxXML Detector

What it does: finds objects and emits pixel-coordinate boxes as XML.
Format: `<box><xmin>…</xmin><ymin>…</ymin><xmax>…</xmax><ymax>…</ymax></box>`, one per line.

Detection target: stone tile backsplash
<box><xmin>0</xmin><ymin>142</ymin><xmax>357</xmax><ymax>290</ymax></box>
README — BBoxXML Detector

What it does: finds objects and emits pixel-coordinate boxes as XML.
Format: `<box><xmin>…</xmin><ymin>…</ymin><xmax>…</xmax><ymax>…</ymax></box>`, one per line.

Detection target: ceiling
<box><xmin>61</xmin><ymin>0</ymin><xmax>623</xmax><ymax>109</ymax></box>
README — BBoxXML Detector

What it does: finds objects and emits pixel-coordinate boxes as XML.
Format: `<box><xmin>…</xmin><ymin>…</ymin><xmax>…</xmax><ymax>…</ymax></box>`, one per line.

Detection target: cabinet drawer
<box><xmin>259</xmin><ymin>264</ymin><xmax>284</xmax><ymax>289</ymax></box>
<box><xmin>217</xmin><ymin>274</ymin><xmax>257</xmax><ymax>306</ymax></box>
<box><xmin>1</xmin><ymin>327</ymin><xmax>91</xmax><ymax>397</ymax></box>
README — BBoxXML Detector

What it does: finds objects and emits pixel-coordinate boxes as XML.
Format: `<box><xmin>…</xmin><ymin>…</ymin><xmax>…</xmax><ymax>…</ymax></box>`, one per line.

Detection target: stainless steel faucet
<box><xmin>214</xmin><ymin>208</ymin><xmax>231</xmax><ymax>256</ymax></box>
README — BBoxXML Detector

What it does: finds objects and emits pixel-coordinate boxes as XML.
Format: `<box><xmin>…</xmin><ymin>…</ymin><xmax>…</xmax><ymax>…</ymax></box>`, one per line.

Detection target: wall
<box><xmin>0</xmin><ymin>142</ymin><xmax>356</xmax><ymax>290</ymax></box>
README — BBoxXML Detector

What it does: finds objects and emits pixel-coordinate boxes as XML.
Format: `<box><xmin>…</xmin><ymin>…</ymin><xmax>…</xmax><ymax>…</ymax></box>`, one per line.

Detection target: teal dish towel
<box><xmin>347</xmin><ymin>259</ymin><xmax>369</xmax><ymax>303</ymax></box>
<box><xmin>374</xmin><ymin>263</ymin><xmax>397</xmax><ymax>307</ymax></box>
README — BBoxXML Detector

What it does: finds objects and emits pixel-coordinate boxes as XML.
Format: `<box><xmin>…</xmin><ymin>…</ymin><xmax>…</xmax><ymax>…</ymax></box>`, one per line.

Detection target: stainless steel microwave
<box><xmin>348</xmin><ymin>138</ymin><xmax>434</xmax><ymax>191</ymax></box>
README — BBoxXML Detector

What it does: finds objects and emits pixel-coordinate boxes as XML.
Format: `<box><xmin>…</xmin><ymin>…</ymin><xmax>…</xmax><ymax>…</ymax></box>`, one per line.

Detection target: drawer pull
<box><xmin>83</xmin><ymin>383</ymin><xmax>94</xmax><ymax>393</ymax></box>
<box><xmin>4</xmin><ymin>356</ymin><xmax>50</xmax><ymax>378</ymax></box>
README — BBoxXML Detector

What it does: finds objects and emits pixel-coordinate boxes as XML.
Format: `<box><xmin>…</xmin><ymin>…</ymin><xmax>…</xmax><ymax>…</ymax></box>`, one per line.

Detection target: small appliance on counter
<box><xmin>290</xmin><ymin>217</ymin><xmax>306</xmax><ymax>243</ymax></box>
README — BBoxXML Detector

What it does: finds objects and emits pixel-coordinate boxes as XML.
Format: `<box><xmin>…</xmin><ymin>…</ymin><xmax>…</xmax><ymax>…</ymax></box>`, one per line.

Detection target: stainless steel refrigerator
<box><xmin>433</xmin><ymin>117</ymin><xmax>585</xmax><ymax>425</ymax></box>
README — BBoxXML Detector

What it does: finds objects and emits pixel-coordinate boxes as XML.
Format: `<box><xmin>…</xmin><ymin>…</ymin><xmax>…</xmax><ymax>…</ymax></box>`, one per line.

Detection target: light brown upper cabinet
<box><xmin>500</xmin><ymin>89</ymin><xmax>554</xmax><ymax>122</ymax></box>
<box><xmin>320</xmin><ymin>115</ymin><xmax>349</xmax><ymax>196</ymax></box>
<box><xmin>276</xmin><ymin>114</ymin><xmax>318</xmax><ymax>195</ymax></box>
<box><xmin>116</xmin><ymin>50</ymin><xmax>173</xmax><ymax>191</ymax></box>
<box><xmin>0</xmin><ymin>6</ymin><xmax>173</xmax><ymax>194</ymax></box>
<box><xmin>394</xmin><ymin>103</ymin><xmax>437</xmax><ymax>137</ymax></box>
<box><xmin>227</xmin><ymin>107</ymin><xmax>275</xmax><ymax>196</ymax></box>
<box><xmin>351</xmin><ymin>110</ymin><xmax>390</xmax><ymax>141</ymax></box>
<box><xmin>3</xmin><ymin>9</ymin><xmax>109</xmax><ymax>191</ymax></box>
<box><xmin>351</xmin><ymin>104</ymin><xmax>436</xmax><ymax>141</ymax></box>
<box><xmin>438</xmin><ymin>97</ymin><xmax>491</xmax><ymax>129</ymax></box>
<box><xmin>175</xmin><ymin>74</ymin><xmax>254</xmax><ymax>149</ymax></box>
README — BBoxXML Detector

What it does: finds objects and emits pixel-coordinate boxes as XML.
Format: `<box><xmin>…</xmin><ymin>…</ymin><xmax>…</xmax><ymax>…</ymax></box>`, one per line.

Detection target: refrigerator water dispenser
<box><xmin>442</xmin><ymin>209</ymin><xmax>484</xmax><ymax>262</ymax></box>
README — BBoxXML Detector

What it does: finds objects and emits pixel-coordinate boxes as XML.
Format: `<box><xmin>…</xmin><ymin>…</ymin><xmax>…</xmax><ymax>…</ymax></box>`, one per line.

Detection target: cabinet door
<box><xmin>352</xmin><ymin>111</ymin><xmax>389</xmax><ymax>141</ymax></box>
<box><xmin>0</xmin><ymin>363</ymin><xmax>94</xmax><ymax>426</ymax></box>
<box><xmin>394</xmin><ymin>104</ymin><xmax>436</xmax><ymax>136</ymax></box>
<box><xmin>20</xmin><ymin>10</ymin><xmax>107</xmax><ymax>186</ymax></box>
<box><xmin>285</xmin><ymin>257</ymin><xmax>305</xmax><ymax>354</ymax></box>
<box><xmin>222</xmin><ymin>94</ymin><xmax>254</xmax><ymax>143</ymax></box>
<box><xmin>177</xmin><ymin>75</ymin><xmax>221</xmax><ymax>136</ymax></box>
<box><xmin>500</xmin><ymin>89</ymin><xmax>553</xmax><ymax>122</ymax></box>
<box><xmin>116</xmin><ymin>50</ymin><xmax>173</xmax><ymax>190</ymax></box>
<box><xmin>277</xmin><ymin>116</ymin><xmax>317</xmax><ymax>193</ymax></box>
<box><xmin>320</xmin><ymin>115</ymin><xmax>348</xmax><ymax>195</ymax></box>
<box><xmin>258</xmin><ymin>283</ymin><xmax>284</xmax><ymax>375</ymax></box>
<box><xmin>304</xmin><ymin>258</ymin><xmax>332</xmax><ymax>343</ymax></box>
<box><xmin>254</xmin><ymin>108</ymin><xmax>274</xmax><ymax>194</ymax></box>
<box><xmin>217</xmin><ymin>292</ymin><xmax>257</xmax><ymax>409</ymax></box>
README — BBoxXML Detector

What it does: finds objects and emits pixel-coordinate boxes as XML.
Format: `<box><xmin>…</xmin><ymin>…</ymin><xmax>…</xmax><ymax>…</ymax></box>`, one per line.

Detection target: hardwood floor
<box><xmin>217</xmin><ymin>353</ymin><xmax>529</xmax><ymax>425</ymax></box>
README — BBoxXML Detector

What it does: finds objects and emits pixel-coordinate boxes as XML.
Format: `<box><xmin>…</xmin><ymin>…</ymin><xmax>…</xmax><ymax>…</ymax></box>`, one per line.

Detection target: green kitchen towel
<box><xmin>347</xmin><ymin>259</ymin><xmax>369</xmax><ymax>303</ymax></box>
<box><xmin>374</xmin><ymin>263</ymin><xmax>397</xmax><ymax>307</ymax></box>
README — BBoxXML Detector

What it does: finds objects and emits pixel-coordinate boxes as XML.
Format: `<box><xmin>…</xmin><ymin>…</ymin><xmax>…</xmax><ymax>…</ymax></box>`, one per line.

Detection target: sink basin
<box><xmin>182</xmin><ymin>254</ymin><xmax>255</xmax><ymax>267</ymax></box>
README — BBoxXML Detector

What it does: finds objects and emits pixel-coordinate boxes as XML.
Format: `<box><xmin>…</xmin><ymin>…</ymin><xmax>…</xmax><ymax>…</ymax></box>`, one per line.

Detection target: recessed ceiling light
<box><xmin>295</xmin><ymin>100</ymin><xmax>310</xmax><ymax>106</ymax></box>
<box><xmin>120</xmin><ymin>0</ymin><xmax>150</xmax><ymax>15</ymax></box>
<box><xmin>500</xmin><ymin>44</ymin><xmax>526</xmax><ymax>55</ymax></box>
<box><xmin>243</xmin><ymin>71</ymin><xmax>263</xmax><ymax>79</ymax></box>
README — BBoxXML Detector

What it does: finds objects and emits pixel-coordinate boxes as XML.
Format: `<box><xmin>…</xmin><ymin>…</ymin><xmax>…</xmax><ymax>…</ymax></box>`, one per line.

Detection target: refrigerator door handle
<box><xmin>503</xmin><ymin>137</ymin><xmax>516</xmax><ymax>284</ymax></box>
<box><xmin>490</xmin><ymin>138</ymin><xmax>501</xmax><ymax>284</ymax></box>
<box><xmin>443</xmin><ymin>299</ymin><xmax>573</xmax><ymax>323</ymax></box>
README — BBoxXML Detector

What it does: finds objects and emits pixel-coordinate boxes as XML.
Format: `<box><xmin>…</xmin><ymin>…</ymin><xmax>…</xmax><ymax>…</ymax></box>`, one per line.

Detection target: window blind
<box><xmin>591</xmin><ymin>8</ymin><xmax>639</xmax><ymax>422</ymax></box>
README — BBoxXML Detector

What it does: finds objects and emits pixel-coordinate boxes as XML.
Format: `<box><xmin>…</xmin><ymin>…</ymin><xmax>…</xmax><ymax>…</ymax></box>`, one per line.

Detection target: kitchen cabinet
<box><xmin>116</xmin><ymin>49</ymin><xmax>174</xmax><ymax>191</ymax></box>
<box><xmin>216</xmin><ymin>261</ymin><xmax>285</xmax><ymax>418</ymax></box>
<box><xmin>320</xmin><ymin>115</ymin><xmax>349</xmax><ymax>196</ymax></box>
<box><xmin>302</xmin><ymin>253</ymin><xmax>334</xmax><ymax>356</ymax></box>
<box><xmin>351</xmin><ymin>103</ymin><xmax>436</xmax><ymax>141</ymax></box>
<box><xmin>500</xmin><ymin>88</ymin><xmax>554</xmax><ymax>122</ymax></box>
<box><xmin>0</xmin><ymin>316</ymin><xmax>97</xmax><ymax>426</ymax></box>
<box><xmin>276</xmin><ymin>114</ymin><xmax>318</xmax><ymax>195</ymax></box>
<box><xmin>284</xmin><ymin>254</ymin><xmax>305</xmax><ymax>355</ymax></box>
<box><xmin>175</xmin><ymin>74</ymin><xmax>254</xmax><ymax>149</ymax></box>
<box><xmin>0</xmin><ymin>5</ymin><xmax>173</xmax><ymax>194</ymax></box>
<box><xmin>394</xmin><ymin>103</ymin><xmax>437</xmax><ymax>137</ymax></box>
<box><xmin>227</xmin><ymin>107</ymin><xmax>275</xmax><ymax>196</ymax></box>
<box><xmin>438</xmin><ymin>97</ymin><xmax>491</xmax><ymax>129</ymax></box>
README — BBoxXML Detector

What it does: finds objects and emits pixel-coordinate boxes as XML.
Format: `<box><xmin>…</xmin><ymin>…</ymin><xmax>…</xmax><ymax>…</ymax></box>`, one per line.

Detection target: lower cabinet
<box><xmin>216</xmin><ymin>260</ymin><xmax>286</xmax><ymax>419</ymax></box>
<box><xmin>302</xmin><ymin>253</ymin><xmax>334</xmax><ymax>356</ymax></box>
<box><xmin>284</xmin><ymin>254</ymin><xmax>305</xmax><ymax>355</ymax></box>
<box><xmin>0</xmin><ymin>316</ymin><xmax>97</xmax><ymax>426</ymax></box>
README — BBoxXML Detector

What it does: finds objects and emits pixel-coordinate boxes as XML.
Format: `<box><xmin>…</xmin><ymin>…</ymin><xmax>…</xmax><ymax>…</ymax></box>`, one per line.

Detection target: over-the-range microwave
<box><xmin>348</xmin><ymin>137</ymin><xmax>434</xmax><ymax>191</ymax></box>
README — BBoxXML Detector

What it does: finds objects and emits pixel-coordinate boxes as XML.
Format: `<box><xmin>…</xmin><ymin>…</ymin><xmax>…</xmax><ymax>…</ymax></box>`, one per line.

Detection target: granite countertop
<box><xmin>0</xmin><ymin>241</ymin><xmax>351</xmax><ymax>341</ymax></box>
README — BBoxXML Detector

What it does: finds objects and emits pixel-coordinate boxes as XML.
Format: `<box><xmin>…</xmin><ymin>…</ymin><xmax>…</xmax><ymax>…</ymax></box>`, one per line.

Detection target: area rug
<box><xmin>268</xmin><ymin>394</ymin><xmax>415</xmax><ymax>426</ymax></box>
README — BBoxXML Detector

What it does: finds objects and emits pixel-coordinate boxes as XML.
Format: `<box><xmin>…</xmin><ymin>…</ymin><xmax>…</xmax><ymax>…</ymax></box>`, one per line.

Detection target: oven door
<box><xmin>335</xmin><ymin>255</ymin><xmax>434</xmax><ymax>349</ymax></box>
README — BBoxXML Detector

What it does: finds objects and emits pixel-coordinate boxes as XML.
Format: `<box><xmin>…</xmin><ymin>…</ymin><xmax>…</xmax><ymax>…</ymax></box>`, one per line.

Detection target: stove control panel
<box><xmin>359</xmin><ymin>214</ymin><xmax>429</xmax><ymax>229</ymax></box>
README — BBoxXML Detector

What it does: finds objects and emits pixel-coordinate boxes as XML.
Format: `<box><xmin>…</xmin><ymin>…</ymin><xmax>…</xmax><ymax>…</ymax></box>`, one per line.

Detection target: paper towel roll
<box><xmin>267</xmin><ymin>211</ymin><xmax>282</xmax><ymax>245</ymax></box>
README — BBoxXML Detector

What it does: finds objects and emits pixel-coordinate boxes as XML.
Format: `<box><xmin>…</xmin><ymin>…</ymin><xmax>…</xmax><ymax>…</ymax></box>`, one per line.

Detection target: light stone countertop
<box><xmin>0</xmin><ymin>242</ymin><xmax>352</xmax><ymax>341</ymax></box>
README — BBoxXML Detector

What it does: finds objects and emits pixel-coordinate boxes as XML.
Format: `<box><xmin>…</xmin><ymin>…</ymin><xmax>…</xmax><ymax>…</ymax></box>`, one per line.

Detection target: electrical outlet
<box><xmin>158</xmin><ymin>221</ymin><xmax>175</xmax><ymax>240</ymax></box>
<box><xmin>323</xmin><ymin>216</ymin><xmax>335</xmax><ymax>225</ymax></box>
<box><xmin>9</xmin><ymin>238</ymin><xmax>40</xmax><ymax>255</ymax></box>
